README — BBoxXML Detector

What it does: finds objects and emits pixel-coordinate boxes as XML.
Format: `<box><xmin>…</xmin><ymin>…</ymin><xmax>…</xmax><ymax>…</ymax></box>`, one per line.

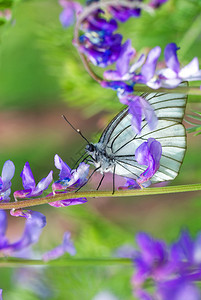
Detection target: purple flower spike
<box><xmin>135</xmin><ymin>138</ymin><xmax>162</xmax><ymax>185</ymax></box>
<box><xmin>116</xmin><ymin>230</ymin><xmax>201</xmax><ymax>300</ymax></box>
<box><xmin>59</xmin><ymin>0</ymin><xmax>83</xmax><ymax>27</ymax></box>
<box><xmin>43</xmin><ymin>231</ymin><xmax>76</xmax><ymax>262</ymax></box>
<box><xmin>14</xmin><ymin>162</ymin><xmax>53</xmax><ymax>199</ymax></box>
<box><xmin>0</xmin><ymin>289</ymin><xmax>2</xmax><ymax>300</ymax></box>
<box><xmin>0</xmin><ymin>160</ymin><xmax>15</xmax><ymax>202</ymax></box>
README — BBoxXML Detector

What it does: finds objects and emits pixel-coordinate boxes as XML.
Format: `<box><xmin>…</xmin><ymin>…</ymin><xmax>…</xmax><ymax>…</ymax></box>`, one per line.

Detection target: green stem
<box><xmin>1</xmin><ymin>183</ymin><xmax>201</xmax><ymax>210</ymax></box>
<box><xmin>0</xmin><ymin>257</ymin><xmax>131</xmax><ymax>268</ymax></box>
<box><xmin>134</xmin><ymin>85</ymin><xmax>201</xmax><ymax>96</ymax></box>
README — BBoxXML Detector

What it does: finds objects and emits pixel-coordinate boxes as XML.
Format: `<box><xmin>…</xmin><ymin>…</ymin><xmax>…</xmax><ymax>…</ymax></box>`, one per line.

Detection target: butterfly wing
<box><xmin>98</xmin><ymin>84</ymin><xmax>187</xmax><ymax>182</ymax></box>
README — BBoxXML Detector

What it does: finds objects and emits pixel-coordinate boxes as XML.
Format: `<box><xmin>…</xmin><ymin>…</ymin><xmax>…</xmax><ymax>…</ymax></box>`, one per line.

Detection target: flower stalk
<box><xmin>1</xmin><ymin>182</ymin><xmax>201</xmax><ymax>210</ymax></box>
<box><xmin>0</xmin><ymin>257</ymin><xmax>131</xmax><ymax>267</ymax></box>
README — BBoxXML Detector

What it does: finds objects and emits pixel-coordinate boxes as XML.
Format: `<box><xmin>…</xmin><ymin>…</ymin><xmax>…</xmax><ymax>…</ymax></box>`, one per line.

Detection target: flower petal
<box><xmin>1</xmin><ymin>160</ymin><xmax>15</xmax><ymax>186</ymax></box>
<box><xmin>164</xmin><ymin>43</ymin><xmax>180</xmax><ymax>73</ymax></box>
<box><xmin>20</xmin><ymin>162</ymin><xmax>36</xmax><ymax>190</ymax></box>
<box><xmin>49</xmin><ymin>197</ymin><xmax>87</xmax><ymax>207</ymax></box>
<box><xmin>135</xmin><ymin>138</ymin><xmax>162</xmax><ymax>184</ymax></box>
<box><xmin>116</xmin><ymin>39</ymin><xmax>135</xmax><ymax>76</ymax></box>
<box><xmin>139</xmin><ymin>97</ymin><xmax>158</xmax><ymax>130</ymax></box>
<box><xmin>0</xmin><ymin>210</ymin><xmax>7</xmax><ymax>236</ymax></box>
<box><xmin>149</xmin><ymin>0</ymin><xmax>168</xmax><ymax>8</ymax></box>
<box><xmin>128</xmin><ymin>97</ymin><xmax>142</xmax><ymax>134</ymax></box>
<box><xmin>43</xmin><ymin>231</ymin><xmax>76</xmax><ymax>262</ymax></box>
<box><xmin>10</xmin><ymin>211</ymin><xmax>46</xmax><ymax>252</ymax></box>
<box><xmin>31</xmin><ymin>171</ymin><xmax>53</xmax><ymax>197</ymax></box>
<box><xmin>68</xmin><ymin>162</ymin><xmax>89</xmax><ymax>187</ymax></box>
<box><xmin>141</xmin><ymin>46</ymin><xmax>161</xmax><ymax>82</ymax></box>
<box><xmin>59</xmin><ymin>7</ymin><xmax>75</xmax><ymax>27</ymax></box>
<box><xmin>179</xmin><ymin>57</ymin><xmax>199</xmax><ymax>79</ymax></box>
<box><xmin>130</xmin><ymin>54</ymin><xmax>146</xmax><ymax>73</ymax></box>
<box><xmin>54</xmin><ymin>154</ymin><xmax>71</xmax><ymax>180</ymax></box>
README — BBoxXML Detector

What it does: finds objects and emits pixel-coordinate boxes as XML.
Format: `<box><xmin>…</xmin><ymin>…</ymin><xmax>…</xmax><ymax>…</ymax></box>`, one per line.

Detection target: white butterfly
<box><xmin>85</xmin><ymin>83</ymin><xmax>187</xmax><ymax>190</ymax></box>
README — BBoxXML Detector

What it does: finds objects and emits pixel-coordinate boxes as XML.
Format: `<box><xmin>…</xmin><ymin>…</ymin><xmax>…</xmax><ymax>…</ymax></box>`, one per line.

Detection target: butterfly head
<box><xmin>85</xmin><ymin>143</ymin><xmax>96</xmax><ymax>154</ymax></box>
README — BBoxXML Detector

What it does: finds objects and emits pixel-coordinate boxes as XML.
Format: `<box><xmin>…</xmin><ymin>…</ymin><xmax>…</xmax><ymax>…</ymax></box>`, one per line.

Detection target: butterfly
<box><xmin>85</xmin><ymin>82</ymin><xmax>187</xmax><ymax>192</ymax></box>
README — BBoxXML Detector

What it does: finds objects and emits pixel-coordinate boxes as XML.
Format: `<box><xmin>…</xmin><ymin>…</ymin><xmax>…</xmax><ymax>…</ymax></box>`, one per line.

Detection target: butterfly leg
<box><xmin>75</xmin><ymin>166</ymin><xmax>101</xmax><ymax>193</ymax></box>
<box><xmin>72</xmin><ymin>153</ymin><xmax>89</xmax><ymax>169</ymax></box>
<box><xmin>96</xmin><ymin>173</ymin><xmax>105</xmax><ymax>190</ymax></box>
<box><xmin>112</xmin><ymin>165</ymin><xmax>116</xmax><ymax>195</ymax></box>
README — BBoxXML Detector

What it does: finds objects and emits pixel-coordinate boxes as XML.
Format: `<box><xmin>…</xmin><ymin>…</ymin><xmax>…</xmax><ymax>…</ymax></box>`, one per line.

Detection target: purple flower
<box><xmin>101</xmin><ymin>80</ymin><xmax>133</xmax><ymax>95</ymax></box>
<box><xmin>103</xmin><ymin>39</ymin><xmax>135</xmax><ymax>80</ymax></box>
<box><xmin>0</xmin><ymin>209</ymin><xmax>46</xmax><ymax>256</ymax></box>
<box><xmin>79</xmin><ymin>10</ymin><xmax>126</xmax><ymax>68</ymax></box>
<box><xmin>133</xmin><ymin>46</ymin><xmax>161</xmax><ymax>89</ymax></box>
<box><xmin>119</xmin><ymin>177</ymin><xmax>150</xmax><ymax>190</ymax></box>
<box><xmin>135</xmin><ymin>138</ymin><xmax>162</xmax><ymax>185</ymax></box>
<box><xmin>0</xmin><ymin>289</ymin><xmax>2</xmax><ymax>300</ymax></box>
<box><xmin>80</xmin><ymin>43</ymin><xmax>123</xmax><ymax>68</ymax></box>
<box><xmin>108</xmin><ymin>1</ymin><xmax>142</xmax><ymax>23</ymax></box>
<box><xmin>0</xmin><ymin>160</ymin><xmax>15</xmax><ymax>202</ymax></box>
<box><xmin>14</xmin><ymin>162</ymin><xmax>53</xmax><ymax>199</ymax></box>
<box><xmin>43</xmin><ymin>231</ymin><xmax>76</xmax><ymax>262</ymax></box>
<box><xmin>83</xmin><ymin>12</ymin><xmax>118</xmax><ymax>33</ymax></box>
<box><xmin>158</xmin><ymin>278</ymin><xmax>201</xmax><ymax>300</ymax></box>
<box><xmin>158</xmin><ymin>43</ymin><xmax>201</xmax><ymax>88</ymax></box>
<box><xmin>49</xmin><ymin>155</ymin><xmax>89</xmax><ymax>207</ymax></box>
<box><xmin>59</xmin><ymin>0</ymin><xmax>83</xmax><ymax>27</ymax></box>
<box><xmin>149</xmin><ymin>0</ymin><xmax>169</xmax><ymax>8</ymax></box>
<box><xmin>118</xmin><ymin>178</ymin><xmax>141</xmax><ymax>190</ymax></box>
<box><xmin>116</xmin><ymin>230</ymin><xmax>201</xmax><ymax>300</ymax></box>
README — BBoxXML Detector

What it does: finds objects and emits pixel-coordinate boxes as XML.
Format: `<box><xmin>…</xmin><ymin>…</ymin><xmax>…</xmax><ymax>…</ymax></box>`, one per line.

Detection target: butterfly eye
<box><xmin>86</xmin><ymin>144</ymin><xmax>95</xmax><ymax>153</ymax></box>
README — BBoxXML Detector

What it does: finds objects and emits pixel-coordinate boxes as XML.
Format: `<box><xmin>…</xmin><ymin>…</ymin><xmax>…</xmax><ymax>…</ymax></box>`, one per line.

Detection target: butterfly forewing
<box><xmin>98</xmin><ymin>84</ymin><xmax>187</xmax><ymax>183</ymax></box>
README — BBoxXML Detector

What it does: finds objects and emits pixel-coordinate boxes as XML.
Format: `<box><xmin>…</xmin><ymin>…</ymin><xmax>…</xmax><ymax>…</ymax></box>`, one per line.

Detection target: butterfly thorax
<box><xmin>85</xmin><ymin>142</ymin><xmax>115</xmax><ymax>174</ymax></box>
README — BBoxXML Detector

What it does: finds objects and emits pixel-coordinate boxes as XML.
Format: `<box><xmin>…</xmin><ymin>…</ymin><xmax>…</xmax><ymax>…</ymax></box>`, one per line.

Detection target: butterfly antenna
<box><xmin>62</xmin><ymin>115</ymin><xmax>90</xmax><ymax>144</ymax></box>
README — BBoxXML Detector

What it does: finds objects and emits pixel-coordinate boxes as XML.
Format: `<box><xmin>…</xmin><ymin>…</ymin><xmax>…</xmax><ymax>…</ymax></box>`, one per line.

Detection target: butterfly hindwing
<box><xmin>98</xmin><ymin>84</ymin><xmax>187</xmax><ymax>183</ymax></box>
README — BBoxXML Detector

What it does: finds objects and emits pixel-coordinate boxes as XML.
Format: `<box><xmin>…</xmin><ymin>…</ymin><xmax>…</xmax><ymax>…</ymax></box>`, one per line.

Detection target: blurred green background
<box><xmin>0</xmin><ymin>0</ymin><xmax>201</xmax><ymax>299</ymax></box>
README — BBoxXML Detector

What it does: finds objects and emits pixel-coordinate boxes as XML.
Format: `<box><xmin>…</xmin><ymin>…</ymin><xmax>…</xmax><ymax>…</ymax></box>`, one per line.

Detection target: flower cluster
<box><xmin>117</xmin><ymin>231</ymin><xmax>201</xmax><ymax>300</ymax></box>
<box><xmin>0</xmin><ymin>209</ymin><xmax>46</xmax><ymax>257</ymax></box>
<box><xmin>11</xmin><ymin>155</ymin><xmax>89</xmax><ymax>207</ymax></box>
